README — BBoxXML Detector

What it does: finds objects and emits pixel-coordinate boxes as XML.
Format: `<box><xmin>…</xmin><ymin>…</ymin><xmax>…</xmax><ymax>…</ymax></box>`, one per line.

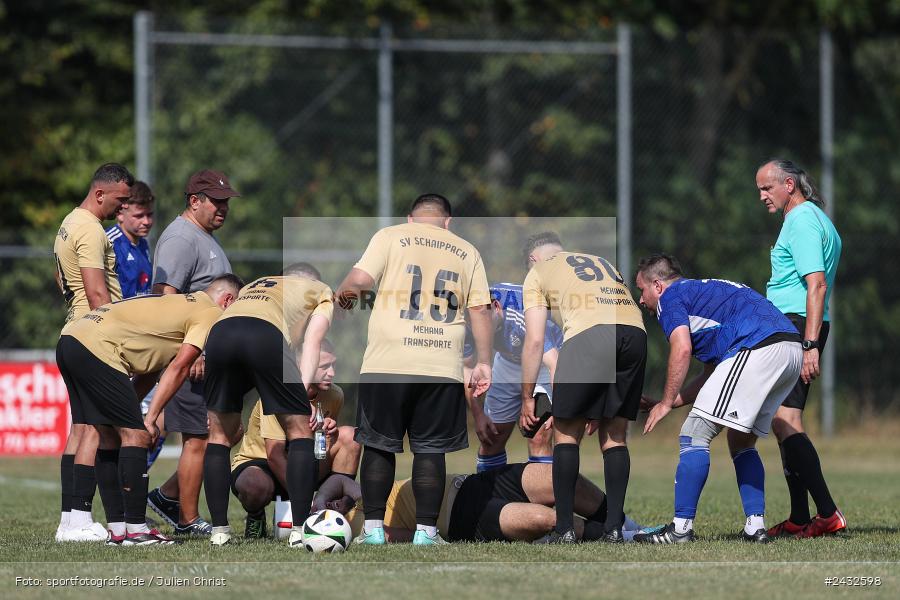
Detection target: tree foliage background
<box><xmin>1</xmin><ymin>0</ymin><xmax>898</xmax><ymax>420</ymax></box>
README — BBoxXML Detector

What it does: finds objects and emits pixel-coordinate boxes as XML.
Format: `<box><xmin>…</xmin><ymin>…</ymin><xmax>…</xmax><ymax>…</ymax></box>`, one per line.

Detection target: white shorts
<box><xmin>691</xmin><ymin>341</ymin><xmax>802</xmax><ymax>437</ymax></box>
<box><xmin>484</xmin><ymin>354</ymin><xmax>552</xmax><ymax>424</ymax></box>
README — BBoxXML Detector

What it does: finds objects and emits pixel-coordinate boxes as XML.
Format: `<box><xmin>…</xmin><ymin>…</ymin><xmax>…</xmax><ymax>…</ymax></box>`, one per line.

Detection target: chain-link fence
<box><xmin>2</xmin><ymin>18</ymin><xmax>898</xmax><ymax>426</ymax></box>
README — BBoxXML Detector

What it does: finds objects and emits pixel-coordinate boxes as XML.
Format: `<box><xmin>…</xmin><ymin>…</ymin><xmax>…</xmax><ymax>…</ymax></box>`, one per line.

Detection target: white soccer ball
<box><xmin>300</xmin><ymin>509</ymin><xmax>353</xmax><ymax>553</ymax></box>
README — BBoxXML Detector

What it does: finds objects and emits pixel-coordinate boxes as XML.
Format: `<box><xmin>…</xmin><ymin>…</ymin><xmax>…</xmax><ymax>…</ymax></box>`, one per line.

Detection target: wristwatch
<box><xmin>801</xmin><ymin>339</ymin><xmax>818</xmax><ymax>351</ymax></box>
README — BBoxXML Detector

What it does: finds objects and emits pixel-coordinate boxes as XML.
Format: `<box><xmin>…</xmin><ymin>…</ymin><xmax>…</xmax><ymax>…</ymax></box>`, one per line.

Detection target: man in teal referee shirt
<box><xmin>755</xmin><ymin>159</ymin><xmax>845</xmax><ymax>539</ymax></box>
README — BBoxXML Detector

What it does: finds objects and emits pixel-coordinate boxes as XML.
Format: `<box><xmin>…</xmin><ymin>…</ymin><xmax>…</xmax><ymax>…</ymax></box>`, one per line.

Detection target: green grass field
<box><xmin>1</xmin><ymin>420</ymin><xmax>898</xmax><ymax>599</ymax></box>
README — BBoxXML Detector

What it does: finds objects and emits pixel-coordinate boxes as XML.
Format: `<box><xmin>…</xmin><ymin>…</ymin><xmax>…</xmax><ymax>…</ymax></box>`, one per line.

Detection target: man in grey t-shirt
<box><xmin>146</xmin><ymin>169</ymin><xmax>240</xmax><ymax>536</ymax></box>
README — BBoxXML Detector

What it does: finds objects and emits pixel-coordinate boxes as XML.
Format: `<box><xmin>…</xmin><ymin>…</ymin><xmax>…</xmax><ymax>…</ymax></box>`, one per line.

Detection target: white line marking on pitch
<box><xmin>0</xmin><ymin>474</ymin><xmax>58</xmax><ymax>491</ymax></box>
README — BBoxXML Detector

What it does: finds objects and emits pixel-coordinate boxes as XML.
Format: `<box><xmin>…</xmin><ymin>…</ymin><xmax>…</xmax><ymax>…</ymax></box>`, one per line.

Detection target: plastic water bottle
<box><xmin>314</xmin><ymin>409</ymin><xmax>327</xmax><ymax>460</ymax></box>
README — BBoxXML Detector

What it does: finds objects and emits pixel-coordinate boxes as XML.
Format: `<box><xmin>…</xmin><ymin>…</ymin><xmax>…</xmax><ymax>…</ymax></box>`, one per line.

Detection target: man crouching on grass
<box><xmin>56</xmin><ymin>275</ymin><xmax>242</xmax><ymax>545</ymax></box>
<box><xmin>230</xmin><ymin>339</ymin><xmax>362</xmax><ymax>538</ymax></box>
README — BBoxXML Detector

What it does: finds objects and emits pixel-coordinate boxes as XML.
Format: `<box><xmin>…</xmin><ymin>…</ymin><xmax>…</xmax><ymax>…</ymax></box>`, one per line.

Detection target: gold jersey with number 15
<box><xmin>354</xmin><ymin>222</ymin><xmax>491</xmax><ymax>382</ymax></box>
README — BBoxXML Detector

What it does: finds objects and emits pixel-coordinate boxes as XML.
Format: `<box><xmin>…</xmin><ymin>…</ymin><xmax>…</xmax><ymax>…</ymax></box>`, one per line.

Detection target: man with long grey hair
<box><xmin>754</xmin><ymin>159</ymin><xmax>845</xmax><ymax>538</ymax></box>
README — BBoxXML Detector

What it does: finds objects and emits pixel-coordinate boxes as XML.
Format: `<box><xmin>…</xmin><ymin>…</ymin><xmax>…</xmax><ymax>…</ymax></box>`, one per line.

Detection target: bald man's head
<box><xmin>205</xmin><ymin>274</ymin><xmax>244</xmax><ymax>309</ymax></box>
<box><xmin>408</xmin><ymin>193</ymin><xmax>452</xmax><ymax>228</ymax></box>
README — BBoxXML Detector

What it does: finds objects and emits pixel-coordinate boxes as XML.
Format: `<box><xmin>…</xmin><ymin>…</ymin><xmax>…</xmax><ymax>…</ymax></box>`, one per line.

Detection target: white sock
<box><xmin>745</xmin><ymin>514</ymin><xmax>765</xmax><ymax>535</ymax></box>
<box><xmin>416</xmin><ymin>524</ymin><xmax>437</xmax><ymax>537</ymax></box>
<box><xmin>108</xmin><ymin>522</ymin><xmax>126</xmax><ymax>537</ymax></box>
<box><xmin>59</xmin><ymin>511</ymin><xmax>70</xmax><ymax>529</ymax></box>
<box><xmin>623</xmin><ymin>515</ymin><xmax>642</xmax><ymax>532</ymax></box>
<box><xmin>212</xmin><ymin>525</ymin><xmax>232</xmax><ymax>535</ymax></box>
<box><xmin>364</xmin><ymin>519</ymin><xmax>383</xmax><ymax>533</ymax></box>
<box><xmin>673</xmin><ymin>517</ymin><xmax>693</xmax><ymax>534</ymax></box>
<box><xmin>69</xmin><ymin>509</ymin><xmax>92</xmax><ymax>528</ymax></box>
<box><xmin>126</xmin><ymin>522</ymin><xmax>150</xmax><ymax>535</ymax></box>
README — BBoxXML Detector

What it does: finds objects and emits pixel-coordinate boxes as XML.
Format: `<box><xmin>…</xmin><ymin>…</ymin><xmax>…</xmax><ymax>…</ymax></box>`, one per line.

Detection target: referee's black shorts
<box><xmin>447</xmin><ymin>463</ymin><xmax>529</xmax><ymax>542</ymax></box>
<box><xmin>56</xmin><ymin>335</ymin><xmax>144</xmax><ymax>429</ymax></box>
<box><xmin>552</xmin><ymin>324</ymin><xmax>647</xmax><ymax>421</ymax></box>
<box><xmin>354</xmin><ymin>373</ymin><xmax>467</xmax><ymax>454</ymax></box>
<box><xmin>781</xmin><ymin>313</ymin><xmax>831</xmax><ymax>411</ymax></box>
<box><xmin>204</xmin><ymin>317</ymin><xmax>310</xmax><ymax>416</ymax></box>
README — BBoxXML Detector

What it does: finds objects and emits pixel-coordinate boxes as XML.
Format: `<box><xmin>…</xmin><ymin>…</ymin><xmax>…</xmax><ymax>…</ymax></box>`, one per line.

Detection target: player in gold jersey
<box><xmin>53</xmin><ymin>163</ymin><xmax>133</xmax><ymax>543</ymax></box>
<box><xmin>521</xmin><ymin>232</ymin><xmax>647</xmax><ymax>544</ymax></box>
<box><xmin>200</xmin><ymin>262</ymin><xmax>333</xmax><ymax>547</ymax></box>
<box><xmin>57</xmin><ymin>274</ymin><xmax>242</xmax><ymax>545</ymax></box>
<box><xmin>230</xmin><ymin>339</ymin><xmax>362</xmax><ymax>539</ymax></box>
<box><xmin>335</xmin><ymin>194</ymin><xmax>494</xmax><ymax>546</ymax></box>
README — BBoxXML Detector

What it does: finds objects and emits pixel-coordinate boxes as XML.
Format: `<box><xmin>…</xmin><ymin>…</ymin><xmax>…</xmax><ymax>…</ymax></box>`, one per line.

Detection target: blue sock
<box><xmin>476</xmin><ymin>451</ymin><xmax>507</xmax><ymax>473</ymax></box>
<box><xmin>674</xmin><ymin>436</ymin><xmax>710</xmax><ymax>519</ymax></box>
<box><xmin>528</xmin><ymin>455</ymin><xmax>553</xmax><ymax>464</ymax></box>
<box><xmin>732</xmin><ymin>447</ymin><xmax>765</xmax><ymax>517</ymax></box>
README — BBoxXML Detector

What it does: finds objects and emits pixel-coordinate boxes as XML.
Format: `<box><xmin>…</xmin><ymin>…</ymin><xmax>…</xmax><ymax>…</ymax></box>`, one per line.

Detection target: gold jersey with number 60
<box><xmin>354</xmin><ymin>222</ymin><xmax>491</xmax><ymax>381</ymax></box>
<box><xmin>523</xmin><ymin>251</ymin><xmax>645</xmax><ymax>341</ymax></box>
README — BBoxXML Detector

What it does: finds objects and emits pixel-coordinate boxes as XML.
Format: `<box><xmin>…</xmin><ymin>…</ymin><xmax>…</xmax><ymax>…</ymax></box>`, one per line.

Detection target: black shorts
<box><xmin>164</xmin><ymin>380</ymin><xmax>208</xmax><ymax>435</ymax></box>
<box><xmin>56</xmin><ymin>335</ymin><xmax>144</xmax><ymax>429</ymax></box>
<box><xmin>204</xmin><ymin>317</ymin><xmax>310</xmax><ymax>416</ymax></box>
<box><xmin>447</xmin><ymin>463</ymin><xmax>529</xmax><ymax>542</ymax></box>
<box><xmin>781</xmin><ymin>313</ymin><xmax>831</xmax><ymax>411</ymax></box>
<box><xmin>552</xmin><ymin>324</ymin><xmax>647</xmax><ymax>421</ymax></box>
<box><xmin>230</xmin><ymin>459</ymin><xmax>288</xmax><ymax>501</ymax></box>
<box><xmin>354</xmin><ymin>373</ymin><xmax>467</xmax><ymax>454</ymax></box>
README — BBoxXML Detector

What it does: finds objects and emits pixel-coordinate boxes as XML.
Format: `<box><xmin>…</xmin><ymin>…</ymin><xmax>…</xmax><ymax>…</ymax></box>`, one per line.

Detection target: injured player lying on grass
<box><xmin>327</xmin><ymin>462</ymin><xmax>644</xmax><ymax>545</ymax></box>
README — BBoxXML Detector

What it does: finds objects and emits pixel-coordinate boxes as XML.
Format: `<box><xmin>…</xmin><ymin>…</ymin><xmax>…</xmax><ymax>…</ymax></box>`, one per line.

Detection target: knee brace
<box><xmin>679</xmin><ymin>413</ymin><xmax>722</xmax><ymax>449</ymax></box>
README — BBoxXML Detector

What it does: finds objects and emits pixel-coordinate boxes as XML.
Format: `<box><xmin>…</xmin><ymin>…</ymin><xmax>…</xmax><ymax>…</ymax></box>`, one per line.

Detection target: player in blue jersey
<box><xmin>756</xmin><ymin>159</ymin><xmax>846</xmax><ymax>539</ymax></box>
<box><xmin>464</xmin><ymin>283</ymin><xmax>564</xmax><ymax>473</ymax></box>
<box><xmin>105</xmin><ymin>181</ymin><xmax>154</xmax><ymax>298</ymax></box>
<box><xmin>633</xmin><ymin>254</ymin><xmax>803</xmax><ymax>544</ymax></box>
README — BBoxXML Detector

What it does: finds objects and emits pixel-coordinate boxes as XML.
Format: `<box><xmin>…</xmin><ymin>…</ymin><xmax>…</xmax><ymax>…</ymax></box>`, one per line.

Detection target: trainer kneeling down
<box><xmin>231</xmin><ymin>339</ymin><xmax>362</xmax><ymax>538</ymax></box>
<box><xmin>57</xmin><ymin>274</ymin><xmax>242</xmax><ymax>545</ymax></box>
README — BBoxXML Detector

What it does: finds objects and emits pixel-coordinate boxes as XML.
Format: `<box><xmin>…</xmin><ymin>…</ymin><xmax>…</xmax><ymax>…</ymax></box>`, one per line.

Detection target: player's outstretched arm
<box><xmin>520</xmin><ymin>306</ymin><xmax>547</xmax><ymax>431</ymax></box>
<box><xmin>644</xmin><ymin>325</ymin><xmax>693</xmax><ymax>434</ymax></box>
<box><xmin>299</xmin><ymin>315</ymin><xmax>330</xmax><ymax>390</ymax></box>
<box><xmin>313</xmin><ymin>473</ymin><xmax>361</xmax><ymax>513</ymax></box>
<box><xmin>143</xmin><ymin>343</ymin><xmax>202</xmax><ymax>440</ymax></box>
<box><xmin>467</xmin><ymin>303</ymin><xmax>493</xmax><ymax>398</ymax></box>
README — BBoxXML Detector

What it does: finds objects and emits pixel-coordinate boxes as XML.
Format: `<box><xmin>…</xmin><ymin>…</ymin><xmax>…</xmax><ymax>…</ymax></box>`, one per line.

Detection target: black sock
<box><xmin>60</xmin><ymin>454</ymin><xmax>74</xmax><ymax>513</ymax></box>
<box><xmin>361</xmin><ymin>446</ymin><xmax>396</xmax><ymax>521</ymax></box>
<box><xmin>287</xmin><ymin>438</ymin><xmax>317</xmax><ymax>526</ymax></box>
<box><xmin>203</xmin><ymin>443</ymin><xmax>232</xmax><ymax>528</ymax></box>
<box><xmin>582</xmin><ymin>519</ymin><xmax>606</xmax><ymax>541</ymax></box>
<box><xmin>553</xmin><ymin>443</ymin><xmax>579</xmax><ymax>534</ymax></box>
<box><xmin>96</xmin><ymin>449</ymin><xmax>125</xmax><ymax>523</ymax></box>
<box><xmin>586</xmin><ymin>496</ymin><xmax>608</xmax><ymax>524</ymax></box>
<box><xmin>602</xmin><ymin>446</ymin><xmax>630</xmax><ymax>531</ymax></box>
<box><xmin>783</xmin><ymin>433</ymin><xmax>837</xmax><ymax>518</ymax></box>
<box><xmin>72</xmin><ymin>464</ymin><xmax>97</xmax><ymax>513</ymax></box>
<box><xmin>412</xmin><ymin>453</ymin><xmax>446</xmax><ymax>527</ymax></box>
<box><xmin>118</xmin><ymin>446</ymin><xmax>149</xmax><ymax>524</ymax></box>
<box><xmin>779</xmin><ymin>441</ymin><xmax>810</xmax><ymax>524</ymax></box>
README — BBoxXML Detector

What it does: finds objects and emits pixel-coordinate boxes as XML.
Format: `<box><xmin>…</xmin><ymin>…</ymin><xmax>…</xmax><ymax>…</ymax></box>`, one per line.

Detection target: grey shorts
<box><xmin>164</xmin><ymin>379</ymin><xmax>208</xmax><ymax>435</ymax></box>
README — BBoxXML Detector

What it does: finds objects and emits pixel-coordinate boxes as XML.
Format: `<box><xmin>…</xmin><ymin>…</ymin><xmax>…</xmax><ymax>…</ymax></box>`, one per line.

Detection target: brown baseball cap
<box><xmin>184</xmin><ymin>169</ymin><xmax>240</xmax><ymax>200</ymax></box>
